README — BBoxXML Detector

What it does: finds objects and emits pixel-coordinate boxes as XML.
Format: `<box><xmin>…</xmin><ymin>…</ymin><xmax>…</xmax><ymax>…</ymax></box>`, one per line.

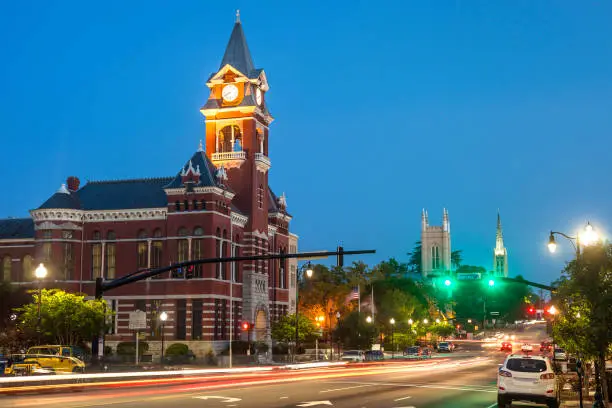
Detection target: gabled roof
<box><xmin>0</xmin><ymin>218</ymin><xmax>34</xmax><ymax>240</ymax></box>
<box><xmin>268</xmin><ymin>186</ymin><xmax>280</xmax><ymax>213</ymax></box>
<box><xmin>220</xmin><ymin>20</ymin><xmax>256</xmax><ymax>78</ymax></box>
<box><xmin>164</xmin><ymin>150</ymin><xmax>222</xmax><ymax>189</ymax></box>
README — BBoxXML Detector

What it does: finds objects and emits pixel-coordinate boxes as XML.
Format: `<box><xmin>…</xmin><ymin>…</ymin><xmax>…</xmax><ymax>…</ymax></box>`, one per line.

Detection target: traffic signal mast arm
<box><xmin>95</xmin><ymin>249</ymin><xmax>375</xmax><ymax>299</ymax></box>
<box><xmin>499</xmin><ymin>277</ymin><xmax>556</xmax><ymax>292</ymax></box>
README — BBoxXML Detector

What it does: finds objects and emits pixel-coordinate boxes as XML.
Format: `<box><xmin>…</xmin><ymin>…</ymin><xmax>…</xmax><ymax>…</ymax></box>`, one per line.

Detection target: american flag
<box><xmin>345</xmin><ymin>286</ymin><xmax>360</xmax><ymax>303</ymax></box>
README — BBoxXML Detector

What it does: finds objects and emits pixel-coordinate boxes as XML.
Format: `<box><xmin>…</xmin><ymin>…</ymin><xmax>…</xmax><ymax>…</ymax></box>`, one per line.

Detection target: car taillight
<box><xmin>499</xmin><ymin>370</ymin><xmax>512</xmax><ymax>377</ymax></box>
<box><xmin>540</xmin><ymin>373</ymin><xmax>555</xmax><ymax>380</ymax></box>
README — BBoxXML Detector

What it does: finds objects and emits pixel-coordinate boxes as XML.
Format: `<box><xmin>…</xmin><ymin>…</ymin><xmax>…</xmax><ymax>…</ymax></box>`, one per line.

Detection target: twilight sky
<box><xmin>1</xmin><ymin>1</ymin><xmax>611</xmax><ymax>284</ymax></box>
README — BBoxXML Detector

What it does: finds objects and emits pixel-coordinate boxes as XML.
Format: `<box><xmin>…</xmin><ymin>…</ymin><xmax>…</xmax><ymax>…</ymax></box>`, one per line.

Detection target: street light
<box><xmin>160</xmin><ymin>311</ymin><xmax>168</xmax><ymax>363</ymax></box>
<box><xmin>548</xmin><ymin>222</ymin><xmax>600</xmax><ymax>257</ymax></box>
<box><xmin>408</xmin><ymin>318</ymin><xmax>413</xmax><ymax>325</ymax></box>
<box><xmin>548</xmin><ymin>305</ymin><xmax>557</xmax><ymax>316</ymax></box>
<box><xmin>435</xmin><ymin>318</ymin><xmax>440</xmax><ymax>324</ymax></box>
<box><xmin>389</xmin><ymin>318</ymin><xmax>396</xmax><ymax>359</ymax></box>
<box><xmin>423</xmin><ymin>318</ymin><xmax>429</xmax><ymax>324</ymax></box>
<box><xmin>295</xmin><ymin>262</ymin><xmax>313</xmax><ymax>361</ymax></box>
<box><xmin>444</xmin><ymin>279</ymin><xmax>451</xmax><ymax>287</ymax></box>
<box><xmin>35</xmin><ymin>263</ymin><xmax>47</xmax><ymax>344</ymax></box>
<box><xmin>366</xmin><ymin>316</ymin><xmax>372</xmax><ymax>323</ymax></box>
<box><xmin>488</xmin><ymin>279</ymin><xmax>495</xmax><ymax>287</ymax></box>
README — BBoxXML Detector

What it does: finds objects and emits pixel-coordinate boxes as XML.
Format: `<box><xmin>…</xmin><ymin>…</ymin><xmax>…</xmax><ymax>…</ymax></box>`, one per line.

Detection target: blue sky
<box><xmin>1</xmin><ymin>1</ymin><xmax>611</xmax><ymax>284</ymax></box>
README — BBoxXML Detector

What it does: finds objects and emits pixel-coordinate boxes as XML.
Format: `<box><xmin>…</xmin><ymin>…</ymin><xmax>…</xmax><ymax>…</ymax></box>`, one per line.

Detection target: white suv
<box><xmin>497</xmin><ymin>354</ymin><xmax>560</xmax><ymax>408</ymax></box>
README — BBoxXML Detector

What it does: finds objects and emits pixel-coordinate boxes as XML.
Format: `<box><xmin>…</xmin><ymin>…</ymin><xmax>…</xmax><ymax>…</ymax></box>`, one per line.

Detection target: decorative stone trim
<box><xmin>254</xmin><ymin>153</ymin><xmax>271</xmax><ymax>173</ymax></box>
<box><xmin>31</xmin><ymin>209</ymin><xmax>84</xmax><ymax>222</ymax></box>
<box><xmin>231</xmin><ymin>212</ymin><xmax>248</xmax><ymax>228</ymax></box>
<box><xmin>83</xmin><ymin>208</ymin><xmax>167</xmax><ymax>222</ymax></box>
<box><xmin>35</xmin><ymin>221</ymin><xmax>82</xmax><ymax>231</ymax></box>
<box><xmin>267</xmin><ymin>225</ymin><xmax>278</xmax><ymax>236</ymax></box>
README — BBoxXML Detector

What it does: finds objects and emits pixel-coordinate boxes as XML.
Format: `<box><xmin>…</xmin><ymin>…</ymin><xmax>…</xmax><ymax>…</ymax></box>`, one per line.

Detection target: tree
<box><xmin>0</xmin><ymin>281</ymin><xmax>31</xmax><ymax>330</ymax></box>
<box><xmin>334</xmin><ymin>311</ymin><xmax>378</xmax><ymax>350</ymax></box>
<box><xmin>451</xmin><ymin>250</ymin><xmax>463</xmax><ymax>270</ymax></box>
<box><xmin>552</xmin><ymin>243</ymin><xmax>612</xmax><ymax>403</ymax></box>
<box><xmin>406</xmin><ymin>241</ymin><xmax>422</xmax><ymax>275</ymax></box>
<box><xmin>271</xmin><ymin>313</ymin><xmax>317</xmax><ymax>344</ymax></box>
<box><xmin>16</xmin><ymin>289</ymin><xmax>110</xmax><ymax>346</ymax></box>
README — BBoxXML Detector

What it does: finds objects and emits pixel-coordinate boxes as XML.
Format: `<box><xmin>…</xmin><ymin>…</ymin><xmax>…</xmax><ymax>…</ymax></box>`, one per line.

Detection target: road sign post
<box><xmin>129</xmin><ymin>310</ymin><xmax>147</xmax><ymax>365</ymax></box>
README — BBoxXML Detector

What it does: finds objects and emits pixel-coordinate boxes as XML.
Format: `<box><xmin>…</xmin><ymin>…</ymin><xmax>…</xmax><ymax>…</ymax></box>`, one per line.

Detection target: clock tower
<box><xmin>200</xmin><ymin>12</ymin><xmax>279</xmax><ymax>346</ymax></box>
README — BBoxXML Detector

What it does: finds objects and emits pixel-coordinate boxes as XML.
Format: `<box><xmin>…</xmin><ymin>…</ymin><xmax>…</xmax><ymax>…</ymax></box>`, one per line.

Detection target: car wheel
<box><xmin>497</xmin><ymin>395</ymin><xmax>509</xmax><ymax>408</ymax></box>
<box><xmin>547</xmin><ymin>397</ymin><xmax>559</xmax><ymax>408</ymax></box>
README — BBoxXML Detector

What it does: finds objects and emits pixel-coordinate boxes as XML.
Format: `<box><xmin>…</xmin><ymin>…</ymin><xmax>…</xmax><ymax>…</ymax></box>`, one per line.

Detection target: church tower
<box><xmin>421</xmin><ymin>208</ymin><xmax>452</xmax><ymax>279</ymax></box>
<box><xmin>493</xmin><ymin>210</ymin><xmax>508</xmax><ymax>277</ymax></box>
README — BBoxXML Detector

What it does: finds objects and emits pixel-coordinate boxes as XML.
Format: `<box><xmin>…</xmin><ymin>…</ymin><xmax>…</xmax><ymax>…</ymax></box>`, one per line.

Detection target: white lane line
<box><xmin>394</xmin><ymin>396</ymin><xmax>413</xmax><ymax>401</ymax></box>
<box><xmin>324</xmin><ymin>381</ymin><xmax>496</xmax><ymax>393</ymax></box>
<box><xmin>484</xmin><ymin>404</ymin><xmax>497</xmax><ymax>408</ymax></box>
<box><xmin>280</xmin><ymin>396</ymin><xmax>289</xmax><ymax>399</ymax></box>
<box><xmin>320</xmin><ymin>384</ymin><xmax>373</xmax><ymax>393</ymax></box>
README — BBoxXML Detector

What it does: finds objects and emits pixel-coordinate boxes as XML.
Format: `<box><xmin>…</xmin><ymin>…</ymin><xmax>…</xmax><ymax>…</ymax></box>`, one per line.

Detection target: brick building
<box><xmin>0</xmin><ymin>16</ymin><xmax>298</xmax><ymax>354</ymax></box>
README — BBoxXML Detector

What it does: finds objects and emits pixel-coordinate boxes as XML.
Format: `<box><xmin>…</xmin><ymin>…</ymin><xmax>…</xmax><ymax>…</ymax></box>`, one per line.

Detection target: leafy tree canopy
<box><xmin>16</xmin><ymin>289</ymin><xmax>110</xmax><ymax>346</ymax></box>
<box><xmin>271</xmin><ymin>313</ymin><xmax>318</xmax><ymax>344</ymax></box>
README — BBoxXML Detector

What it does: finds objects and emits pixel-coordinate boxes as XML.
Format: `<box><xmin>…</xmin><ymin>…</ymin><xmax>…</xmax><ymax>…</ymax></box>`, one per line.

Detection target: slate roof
<box><xmin>0</xmin><ymin>218</ymin><xmax>34</xmax><ymax>240</ymax></box>
<box><xmin>268</xmin><ymin>187</ymin><xmax>280</xmax><ymax>213</ymax></box>
<box><xmin>164</xmin><ymin>151</ymin><xmax>221</xmax><ymax>189</ymax></box>
<box><xmin>220</xmin><ymin>21</ymin><xmax>258</xmax><ymax>78</ymax></box>
<box><xmin>78</xmin><ymin>178</ymin><xmax>173</xmax><ymax>210</ymax></box>
<box><xmin>39</xmin><ymin>190</ymin><xmax>82</xmax><ymax>210</ymax></box>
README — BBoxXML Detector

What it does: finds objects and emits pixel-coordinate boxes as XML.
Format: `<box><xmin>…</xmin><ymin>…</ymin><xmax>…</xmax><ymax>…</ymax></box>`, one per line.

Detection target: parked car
<box><xmin>365</xmin><ymin>350</ymin><xmax>384</xmax><ymax>361</ymax></box>
<box><xmin>497</xmin><ymin>354</ymin><xmax>559</xmax><ymax>408</ymax></box>
<box><xmin>438</xmin><ymin>342</ymin><xmax>453</xmax><ymax>352</ymax></box>
<box><xmin>341</xmin><ymin>350</ymin><xmax>365</xmax><ymax>362</ymax></box>
<box><xmin>521</xmin><ymin>343</ymin><xmax>533</xmax><ymax>353</ymax></box>
<box><xmin>403</xmin><ymin>346</ymin><xmax>432</xmax><ymax>359</ymax></box>
<box><xmin>553</xmin><ymin>348</ymin><xmax>567</xmax><ymax>361</ymax></box>
<box><xmin>540</xmin><ymin>342</ymin><xmax>552</xmax><ymax>352</ymax></box>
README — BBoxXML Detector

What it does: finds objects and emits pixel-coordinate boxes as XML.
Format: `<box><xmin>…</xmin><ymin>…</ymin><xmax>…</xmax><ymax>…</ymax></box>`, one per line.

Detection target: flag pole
<box><xmin>371</xmin><ymin>284</ymin><xmax>374</xmax><ymax>321</ymax></box>
<box><xmin>358</xmin><ymin>284</ymin><xmax>361</xmax><ymax>314</ymax></box>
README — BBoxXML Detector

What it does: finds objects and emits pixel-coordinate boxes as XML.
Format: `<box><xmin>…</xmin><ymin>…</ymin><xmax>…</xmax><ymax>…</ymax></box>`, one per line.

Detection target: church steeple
<box><xmin>219</xmin><ymin>10</ymin><xmax>256</xmax><ymax>77</ymax></box>
<box><xmin>493</xmin><ymin>210</ymin><xmax>508</xmax><ymax>277</ymax></box>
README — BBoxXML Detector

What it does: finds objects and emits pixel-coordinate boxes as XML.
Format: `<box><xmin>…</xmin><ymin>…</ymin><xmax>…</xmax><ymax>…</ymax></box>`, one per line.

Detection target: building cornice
<box><xmin>269</xmin><ymin>211</ymin><xmax>292</xmax><ymax>222</ymax></box>
<box><xmin>0</xmin><ymin>238</ymin><xmax>34</xmax><ymax>243</ymax></box>
<box><xmin>232</xmin><ymin>212</ymin><xmax>248</xmax><ymax>228</ymax></box>
<box><xmin>267</xmin><ymin>225</ymin><xmax>278</xmax><ymax>236</ymax></box>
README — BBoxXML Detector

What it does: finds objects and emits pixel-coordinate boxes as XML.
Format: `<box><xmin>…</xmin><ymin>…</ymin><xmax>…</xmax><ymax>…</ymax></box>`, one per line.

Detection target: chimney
<box><xmin>67</xmin><ymin>176</ymin><xmax>80</xmax><ymax>192</ymax></box>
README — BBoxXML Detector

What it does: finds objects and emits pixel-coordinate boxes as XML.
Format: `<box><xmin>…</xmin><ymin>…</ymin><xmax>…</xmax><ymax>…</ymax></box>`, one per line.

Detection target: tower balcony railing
<box><xmin>254</xmin><ymin>152</ymin><xmax>271</xmax><ymax>167</ymax></box>
<box><xmin>212</xmin><ymin>151</ymin><xmax>247</xmax><ymax>161</ymax></box>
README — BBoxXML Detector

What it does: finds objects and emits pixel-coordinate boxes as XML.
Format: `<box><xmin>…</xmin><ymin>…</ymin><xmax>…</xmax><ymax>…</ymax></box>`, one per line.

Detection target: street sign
<box><xmin>490</xmin><ymin>312</ymin><xmax>500</xmax><ymax>316</ymax></box>
<box><xmin>128</xmin><ymin>310</ymin><xmax>147</xmax><ymax>330</ymax></box>
<box><xmin>456</xmin><ymin>273</ymin><xmax>481</xmax><ymax>280</ymax></box>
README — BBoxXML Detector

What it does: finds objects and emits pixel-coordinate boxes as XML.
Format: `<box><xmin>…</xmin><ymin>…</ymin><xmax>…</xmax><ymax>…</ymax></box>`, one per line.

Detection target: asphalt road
<box><xmin>0</xmin><ymin>353</ymin><xmax>545</xmax><ymax>408</ymax></box>
<box><xmin>3</xmin><ymin>324</ymin><xmax>551</xmax><ymax>408</ymax></box>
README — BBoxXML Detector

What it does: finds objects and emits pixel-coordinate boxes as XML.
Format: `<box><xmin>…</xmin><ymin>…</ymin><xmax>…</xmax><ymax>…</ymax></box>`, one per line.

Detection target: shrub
<box><xmin>219</xmin><ymin>340</ymin><xmax>251</xmax><ymax>356</ymax></box>
<box><xmin>116</xmin><ymin>341</ymin><xmax>148</xmax><ymax>356</ymax></box>
<box><xmin>272</xmin><ymin>343</ymin><xmax>289</xmax><ymax>355</ymax></box>
<box><xmin>165</xmin><ymin>343</ymin><xmax>189</xmax><ymax>356</ymax></box>
<box><xmin>104</xmin><ymin>345</ymin><xmax>113</xmax><ymax>356</ymax></box>
<box><xmin>254</xmin><ymin>341</ymin><xmax>269</xmax><ymax>353</ymax></box>
<box><xmin>205</xmin><ymin>349</ymin><xmax>217</xmax><ymax>365</ymax></box>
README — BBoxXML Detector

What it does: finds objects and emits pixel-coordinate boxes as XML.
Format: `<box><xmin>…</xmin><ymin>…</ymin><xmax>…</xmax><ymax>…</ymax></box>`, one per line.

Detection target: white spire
<box><xmin>236</xmin><ymin>9</ymin><xmax>240</xmax><ymax>23</ymax></box>
<box><xmin>443</xmin><ymin>208</ymin><xmax>450</xmax><ymax>232</ymax></box>
<box><xmin>198</xmin><ymin>139</ymin><xmax>203</xmax><ymax>152</ymax></box>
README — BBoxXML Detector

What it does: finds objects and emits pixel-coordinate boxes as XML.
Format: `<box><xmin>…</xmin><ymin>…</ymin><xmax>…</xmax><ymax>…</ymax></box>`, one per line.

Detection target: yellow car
<box><xmin>23</xmin><ymin>345</ymin><xmax>86</xmax><ymax>374</ymax></box>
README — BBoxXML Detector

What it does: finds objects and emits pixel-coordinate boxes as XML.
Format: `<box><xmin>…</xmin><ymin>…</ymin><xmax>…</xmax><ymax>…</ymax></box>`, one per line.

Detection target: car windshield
<box><xmin>439</xmin><ymin>342</ymin><xmax>448</xmax><ymax>346</ymax></box>
<box><xmin>506</xmin><ymin>358</ymin><xmax>547</xmax><ymax>373</ymax></box>
<box><xmin>343</xmin><ymin>351</ymin><xmax>359</xmax><ymax>356</ymax></box>
<box><xmin>554</xmin><ymin>348</ymin><xmax>564</xmax><ymax>353</ymax></box>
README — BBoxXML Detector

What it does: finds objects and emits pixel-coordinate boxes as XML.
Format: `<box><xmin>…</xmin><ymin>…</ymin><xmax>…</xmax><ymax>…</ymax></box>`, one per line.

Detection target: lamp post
<box><xmin>34</xmin><ymin>263</ymin><xmax>47</xmax><ymax>344</ymax></box>
<box><xmin>389</xmin><ymin>318</ymin><xmax>396</xmax><ymax>359</ymax></box>
<box><xmin>159</xmin><ymin>311</ymin><xmax>168</xmax><ymax>363</ymax></box>
<box><xmin>294</xmin><ymin>262</ymin><xmax>313</xmax><ymax>361</ymax></box>
<box><xmin>335</xmin><ymin>311</ymin><xmax>341</xmax><ymax>357</ymax></box>
<box><xmin>547</xmin><ymin>222</ymin><xmax>601</xmax><ymax>408</ymax></box>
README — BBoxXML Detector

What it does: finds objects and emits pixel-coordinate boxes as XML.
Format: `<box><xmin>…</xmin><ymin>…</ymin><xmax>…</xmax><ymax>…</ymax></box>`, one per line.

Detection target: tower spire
<box><xmin>496</xmin><ymin>209</ymin><xmax>504</xmax><ymax>247</ymax></box>
<box><xmin>220</xmin><ymin>11</ymin><xmax>255</xmax><ymax>75</ymax></box>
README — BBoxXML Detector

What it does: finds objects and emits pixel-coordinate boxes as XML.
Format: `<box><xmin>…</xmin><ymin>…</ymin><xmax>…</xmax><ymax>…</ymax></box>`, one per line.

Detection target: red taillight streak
<box><xmin>546</xmin><ymin>389</ymin><xmax>554</xmax><ymax>393</ymax></box>
<box><xmin>499</xmin><ymin>386</ymin><xmax>505</xmax><ymax>390</ymax></box>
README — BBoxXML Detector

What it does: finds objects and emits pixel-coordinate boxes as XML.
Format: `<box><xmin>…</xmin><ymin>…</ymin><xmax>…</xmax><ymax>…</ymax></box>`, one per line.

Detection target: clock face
<box><xmin>255</xmin><ymin>87</ymin><xmax>263</xmax><ymax>105</ymax></box>
<box><xmin>222</xmin><ymin>84</ymin><xmax>239</xmax><ymax>102</ymax></box>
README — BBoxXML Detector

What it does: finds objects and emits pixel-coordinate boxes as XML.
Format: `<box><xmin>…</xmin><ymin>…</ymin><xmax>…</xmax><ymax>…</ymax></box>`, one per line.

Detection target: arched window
<box><xmin>22</xmin><ymin>255</ymin><xmax>33</xmax><ymax>281</ymax></box>
<box><xmin>192</xmin><ymin>227</ymin><xmax>203</xmax><ymax>278</ymax></box>
<box><xmin>175</xmin><ymin>201</ymin><xmax>180</xmax><ymax>212</ymax></box>
<box><xmin>137</xmin><ymin>230</ymin><xmax>148</xmax><ymax>270</ymax></box>
<box><xmin>218</xmin><ymin>125</ymin><xmax>242</xmax><ymax>153</ymax></box>
<box><xmin>106</xmin><ymin>231</ymin><xmax>116</xmax><ymax>279</ymax></box>
<box><xmin>431</xmin><ymin>245</ymin><xmax>440</xmax><ymax>270</ymax></box>
<box><xmin>257</xmin><ymin>185</ymin><xmax>264</xmax><ymax>209</ymax></box>
<box><xmin>2</xmin><ymin>256</ymin><xmax>11</xmax><ymax>282</ymax></box>
<box><xmin>233</xmin><ymin>235</ymin><xmax>240</xmax><ymax>282</ymax></box>
<box><xmin>151</xmin><ymin>229</ymin><xmax>163</xmax><ymax>278</ymax></box>
<box><xmin>184</xmin><ymin>200</ymin><xmax>189</xmax><ymax>211</ymax></box>
<box><xmin>215</xmin><ymin>228</ymin><xmax>222</xmax><ymax>279</ymax></box>
<box><xmin>221</xmin><ymin>229</ymin><xmax>229</xmax><ymax>280</ymax></box>
<box><xmin>92</xmin><ymin>230</ymin><xmax>101</xmax><ymax>240</ymax></box>
<box><xmin>175</xmin><ymin>227</ymin><xmax>189</xmax><ymax>279</ymax></box>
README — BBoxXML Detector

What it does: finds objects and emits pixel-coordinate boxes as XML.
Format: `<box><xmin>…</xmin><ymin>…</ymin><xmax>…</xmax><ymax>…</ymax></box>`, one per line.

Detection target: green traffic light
<box><xmin>488</xmin><ymin>279</ymin><xmax>495</xmax><ymax>287</ymax></box>
<box><xmin>444</xmin><ymin>279</ymin><xmax>452</xmax><ymax>286</ymax></box>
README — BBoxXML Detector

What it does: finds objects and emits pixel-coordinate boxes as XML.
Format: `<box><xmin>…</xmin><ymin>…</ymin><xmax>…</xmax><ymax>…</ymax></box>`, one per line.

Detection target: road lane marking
<box><xmin>194</xmin><ymin>396</ymin><xmax>242</xmax><ymax>402</ymax></box>
<box><xmin>484</xmin><ymin>404</ymin><xmax>497</xmax><ymax>408</ymax></box>
<box><xmin>326</xmin><ymin>380</ymin><xmax>496</xmax><ymax>393</ymax></box>
<box><xmin>394</xmin><ymin>396</ymin><xmax>412</xmax><ymax>401</ymax></box>
<box><xmin>320</xmin><ymin>384</ymin><xmax>373</xmax><ymax>393</ymax></box>
<box><xmin>280</xmin><ymin>396</ymin><xmax>289</xmax><ymax>399</ymax></box>
<box><xmin>297</xmin><ymin>401</ymin><xmax>333</xmax><ymax>406</ymax></box>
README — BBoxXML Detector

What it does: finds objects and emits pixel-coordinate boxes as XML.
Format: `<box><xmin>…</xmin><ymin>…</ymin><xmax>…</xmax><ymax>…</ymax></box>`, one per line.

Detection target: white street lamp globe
<box><xmin>366</xmin><ymin>316</ymin><xmax>372</xmax><ymax>323</ymax></box>
<box><xmin>580</xmin><ymin>222</ymin><xmax>599</xmax><ymax>246</ymax></box>
<box><xmin>35</xmin><ymin>263</ymin><xmax>47</xmax><ymax>279</ymax></box>
<box><xmin>423</xmin><ymin>318</ymin><xmax>429</xmax><ymax>324</ymax></box>
<box><xmin>160</xmin><ymin>311</ymin><xmax>168</xmax><ymax>322</ymax></box>
<box><xmin>390</xmin><ymin>318</ymin><xmax>395</xmax><ymax>325</ymax></box>
<box><xmin>408</xmin><ymin>318</ymin><xmax>413</xmax><ymax>325</ymax></box>
<box><xmin>435</xmin><ymin>318</ymin><xmax>441</xmax><ymax>324</ymax></box>
<box><xmin>306</xmin><ymin>268</ymin><xmax>313</xmax><ymax>278</ymax></box>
